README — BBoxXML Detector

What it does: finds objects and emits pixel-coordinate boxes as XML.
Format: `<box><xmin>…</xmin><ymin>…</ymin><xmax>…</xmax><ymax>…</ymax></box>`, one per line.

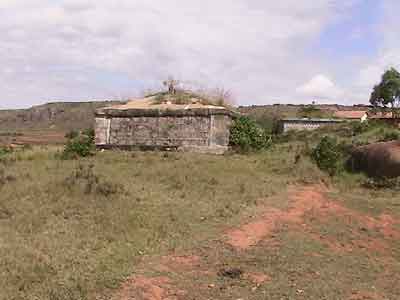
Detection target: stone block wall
<box><xmin>95</xmin><ymin>113</ymin><xmax>232</xmax><ymax>154</ymax></box>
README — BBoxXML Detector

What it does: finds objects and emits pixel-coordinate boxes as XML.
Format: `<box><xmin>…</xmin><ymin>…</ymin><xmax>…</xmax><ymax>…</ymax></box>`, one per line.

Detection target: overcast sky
<box><xmin>1</xmin><ymin>0</ymin><xmax>399</xmax><ymax>109</ymax></box>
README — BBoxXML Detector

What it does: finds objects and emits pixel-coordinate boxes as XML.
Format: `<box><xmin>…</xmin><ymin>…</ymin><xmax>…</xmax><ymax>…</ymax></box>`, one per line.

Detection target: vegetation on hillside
<box><xmin>239</xmin><ymin>104</ymin><xmax>337</xmax><ymax>134</ymax></box>
<box><xmin>370</xmin><ymin>67</ymin><xmax>400</xmax><ymax>117</ymax></box>
<box><xmin>297</xmin><ymin>105</ymin><xmax>333</xmax><ymax>119</ymax></box>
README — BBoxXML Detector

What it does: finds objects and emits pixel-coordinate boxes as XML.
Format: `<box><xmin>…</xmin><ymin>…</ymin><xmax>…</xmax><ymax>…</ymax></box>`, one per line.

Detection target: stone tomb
<box><xmin>95</xmin><ymin>99</ymin><xmax>234</xmax><ymax>154</ymax></box>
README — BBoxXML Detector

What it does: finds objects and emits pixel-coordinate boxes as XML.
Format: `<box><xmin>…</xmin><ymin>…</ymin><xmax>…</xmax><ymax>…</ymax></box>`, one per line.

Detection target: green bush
<box><xmin>65</xmin><ymin>130</ymin><xmax>79</xmax><ymax>140</ymax></box>
<box><xmin>0</xmin><ymin>147</ymin><xmax>12</xmax><ymax>157</ymax></box>
<box><xmin>82</xmin><ymin>128</ymin><xmax>95</xmax><ymax>140</ymax></box>
<box><xmin>311</xmin><ymin>136</ymin><xmax>344</xmax><ymax>176</ymax></box>
<box><xmin>250</xmin><ymin>114</ymin><xmax>281</xmax><ymax>134</ymax></box>
<box><xmin>229</xmin><ymin>116</ymin><xmax>271</xmax><ymax>152</ymax></box>
<box><xmin>380</xmin><ymin>129</ymin><xmax>400</xmax><ymax>142</ymax></box>
<box><xmin>62</xmin><ymin>129</ymin><xmax>95</xmax><ymax>159</ymax></box>
<box><xmin>350</xmin><ymin>121</ymin><xmax>370</xmax><ymax>136</ymax></box>
<box><xmin>297</xmin><ymin>105</ymin><xmax>328</xmax><ymax>118</ymax></box>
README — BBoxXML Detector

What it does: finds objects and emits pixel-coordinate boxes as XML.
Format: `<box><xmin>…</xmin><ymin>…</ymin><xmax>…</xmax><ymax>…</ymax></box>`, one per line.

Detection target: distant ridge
<box><xmin>0</xmin><ymin>101</ymin><xmax>372</xmax><ymax>145</ymax></box>
<box><xmin>0</xmin><ymin>101</ymin><xmax>124</xmax><ymax>132</ymax></box>
<box><xmin>0</xmin><ymin>101</ymin><xmax>371</xmax><ymax>132</ymax></box>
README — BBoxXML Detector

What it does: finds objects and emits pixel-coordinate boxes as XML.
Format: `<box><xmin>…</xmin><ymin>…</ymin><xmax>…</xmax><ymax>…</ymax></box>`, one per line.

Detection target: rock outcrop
<box><xmin>349</xmin><ymin>140</ymin><xmax>400</xmax><ymax>178</ymax></box>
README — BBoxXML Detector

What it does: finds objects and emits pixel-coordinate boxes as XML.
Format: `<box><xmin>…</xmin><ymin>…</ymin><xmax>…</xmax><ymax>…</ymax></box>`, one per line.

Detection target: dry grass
<box><xmin>148</xmin><ymin>89</ymin><xmax>235</xmax><ymax>109</ymax></box>
<box><xmin>0</xmin><ymin>144</ymin><xmax>399</xmax><ymax>300</ymax></box>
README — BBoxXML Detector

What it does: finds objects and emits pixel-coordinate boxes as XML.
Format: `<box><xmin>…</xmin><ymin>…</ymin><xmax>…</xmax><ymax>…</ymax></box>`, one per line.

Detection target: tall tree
<box><xmin>370</xmin><ymin>68</ymin><xmax>400</xmax><ymax>117</ymax></box>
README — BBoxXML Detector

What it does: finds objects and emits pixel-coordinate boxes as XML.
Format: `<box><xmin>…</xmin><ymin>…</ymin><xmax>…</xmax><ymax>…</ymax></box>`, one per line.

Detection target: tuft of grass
<box><xmin>63</xmin><ymin>163</ymin><xmax>125</xmax><ymax>196</ymax></box>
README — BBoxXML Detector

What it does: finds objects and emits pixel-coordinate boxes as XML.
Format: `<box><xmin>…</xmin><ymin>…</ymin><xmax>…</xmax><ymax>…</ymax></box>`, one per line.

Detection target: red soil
<box><xmin>117</xmin><ymin>276</ymin><xmax>176</xmax><ymax>300</ymax></box>
<box><xmin>226</xmin><ymin>185</ymin><xmax>399</xmax><ymax>255</ymax></box>
<box><xmin>114</xmin><ymin>185</ymin><xmax>399</xmax><ymax>299</ymax></box>
<box><xmin>225</xmin><ymin>185</ymin><xmax>337</xmax><ymax>250</ymax></box>
<box><xmin>161</xmin><ymin>255</ymin><xmax>201</xmax><ymax>268</ymax></box>
<box><xmin>245</xmin><ymin>272</ymin><xmax>272</xmax><ymax>285</ymax></box>
<box><xmin>226</xmin><ymin>207</ymin><xmax>284</xmax><ymax>250</ymax></box>
<box><xmin>155</xmin><ymin>255</ymin><xmax>201</xmax><ymax>273</ymax></box>
<box><xmin>348</xmin><ymin>291</ymin><xmax>383</xmax><ymax>300</ymax></box>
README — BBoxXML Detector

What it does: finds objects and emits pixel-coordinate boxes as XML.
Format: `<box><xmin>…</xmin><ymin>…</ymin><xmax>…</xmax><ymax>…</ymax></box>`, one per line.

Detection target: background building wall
<box><xmin>283</xmin><ymin>121</ymin><xmax>323</xmax><ymax>132</ymax></box>
<box><xmin>282</xmin><ymin>121</ymin><xmax>341</xmax><ymax>132</ymax></box>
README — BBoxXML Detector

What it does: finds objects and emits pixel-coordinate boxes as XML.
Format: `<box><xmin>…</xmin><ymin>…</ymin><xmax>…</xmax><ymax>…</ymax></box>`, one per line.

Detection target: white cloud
<box><xmin>0</xmin><ymin>0</ymin><xmax>360</xmax><ymax>108</ymax></box>
<box><xmin>358</xmin><ymin>51</ymin><xmax>400</xmax><ymax>89</ymax></box>
<box><xmin>297</xmin><ymin>74</ymin><xmax>343</xmax><ymax>101</ymax></box>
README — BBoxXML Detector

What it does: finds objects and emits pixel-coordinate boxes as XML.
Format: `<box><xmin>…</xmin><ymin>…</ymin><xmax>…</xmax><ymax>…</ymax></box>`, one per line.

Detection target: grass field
<box><xmin>0</xmin><ymin>142</ymin><xmax>399</xmax><ymax>299</ymax></box>
<box><xmin>0</xmin><ymin>130</ymin><xmax>67</xmax><ymax>146</ymax></box>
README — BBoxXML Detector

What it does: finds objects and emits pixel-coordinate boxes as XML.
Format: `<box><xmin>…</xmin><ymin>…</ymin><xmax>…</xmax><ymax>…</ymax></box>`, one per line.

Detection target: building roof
<box><xmin>96</xmin><ymin>96</ymin><xmax>236</xmax><ymax>117</ymax></box>
<box><xmin>282</xmin><ymin>118</ymin><xmax>344</xmax><ymax>123</ymax></box>
<box><xmin>102</xmin><ymin>97</ymin><xmax>227</xmax><ymax>111</ymax></box>
<box><xmin>367</xmin><ymin>111</ymin><xmax>396</xmax><ymax>119</ymax></box>
<box><xmin>333</xmin><ymin>110</ymin><xmax>367</xmax><ymax>119</ymax></box>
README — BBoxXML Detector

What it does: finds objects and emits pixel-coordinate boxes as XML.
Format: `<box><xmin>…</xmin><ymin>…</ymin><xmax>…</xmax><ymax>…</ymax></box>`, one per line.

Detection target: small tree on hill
<box><xmin>370</xmin><ymin>68</ymin><xmax>400</xmax><ymax>117</ymax></box>
<box><xmin>163</xmin><ymin>77</ymin><xmax>180</xmax><ymax>95</ymax></box>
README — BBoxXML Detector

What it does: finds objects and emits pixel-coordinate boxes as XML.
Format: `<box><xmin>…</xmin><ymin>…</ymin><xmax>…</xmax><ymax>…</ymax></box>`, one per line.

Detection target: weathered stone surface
<box><xmin>349</xmin><ymin>141</ymin><xmax>400</xmax><ymax>178</ymax></box>
<box><xmin>94</xmin><ymin>117</ymin><xmax>110</xmax><ymax>145</ymax></box>
<box><xmin>95</xmin><ymin>111</ymin><xmax>233</xmax><ymax>154</ymax></box>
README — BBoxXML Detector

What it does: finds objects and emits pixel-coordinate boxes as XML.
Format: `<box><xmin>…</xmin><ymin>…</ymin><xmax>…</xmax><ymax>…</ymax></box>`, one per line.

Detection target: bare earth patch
<box><xmin>115</xmin><ymin>275</ymin><xmax>183</xmax><ymax>300</ymax></box>
<box><xmin>225</xmin><ymin>207</ymin><xmax>284</xmax><ymax>250</ymax></box>
<box><xmin>245</xmin><ymin>272</ymin><xmax>272</xmax><ymax>285</ymax></box>
<box><xmin>226</xmin><ymin>185</ymin><xmax>399</xmax><ymax>255</ymax></box>
<box><xmin>225</xmin><ymin>185</ymin><xmax>333</xmax><ymax>250</ymax></box>
<box><xmin>348</xmin><ymin>291</ymin><xmax>384</xmax><ymax>300</ymax></box>
<box><xmin>113</xmin><ymin>185</ymin><xmax>399</xmax><ymax>299</ymax></box>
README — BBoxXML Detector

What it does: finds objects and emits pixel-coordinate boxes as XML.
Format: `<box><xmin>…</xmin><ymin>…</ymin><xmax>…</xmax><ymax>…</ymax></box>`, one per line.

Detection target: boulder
<box><xmin>349</xmin><ymin>140</ymin><xmax>400</xmax><ymax>178</ymax></box>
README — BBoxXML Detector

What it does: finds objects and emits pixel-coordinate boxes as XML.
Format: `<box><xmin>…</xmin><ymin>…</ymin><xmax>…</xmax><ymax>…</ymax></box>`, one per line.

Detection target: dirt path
<box><xmin>225</xmin><ymin>185</ymin><xmax>331</xmax><ymax>250</ymax></box>
<box><xmin>226</xmin><ymin>185</ymin><xmax>398</xmax><ymax>254</ymax></box>
<box><xmin>112</xmin><ymin>185</ymin><xmax>399</xmax><ymax>300</ymax></box>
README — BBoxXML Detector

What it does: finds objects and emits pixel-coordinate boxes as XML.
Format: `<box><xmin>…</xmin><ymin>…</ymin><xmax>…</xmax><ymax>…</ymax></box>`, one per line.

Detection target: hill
<box><xmin>0</xmin><ymin>101</ymin><xmax>124</xmax><ymax>131</ymax></box>
<box><xmin>0</xmin><ymin>101</ymin><xmax>123</xmax><ymax>145</ymax></box>
<box><xmin>239</xmin><ymin>104</ymin><xmax>372</xmax><ymax>133</ymax></box>
<box><xmin>239</xmin><ymin>104</ymin><xmax>371</xmax><ymax>118</ymax></box>
<box><xmin>0</xmin><ymin>101</ymin><xmax>372</xmax><ymax>145</ymax></box>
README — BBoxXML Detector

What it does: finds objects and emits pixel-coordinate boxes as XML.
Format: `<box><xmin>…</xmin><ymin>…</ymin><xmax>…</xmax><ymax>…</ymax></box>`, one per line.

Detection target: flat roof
<box><xmin>96</xmin><ymin>97</ymin><xmax>236</xmax><ymax>117</ymax></box>
<box><xmin>333</xmin><ymin>110</ymin><xmax>367</xmax><ymax>119</ymax></box>
<box><xmin>281</xmin><ymin>118</ymin><xmax>344</xmax><ymax>123</ymax></box>
<box><xmin>367</xmin><ymin>111</ymin><xmax>398</xmax><ymax>119</ymax></box>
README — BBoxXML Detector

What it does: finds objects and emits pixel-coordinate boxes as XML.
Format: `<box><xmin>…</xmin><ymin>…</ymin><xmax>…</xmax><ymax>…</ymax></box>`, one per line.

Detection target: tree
<box><xmin>229</xmin><ymin>116</ymin><xmax>271</xmax><ymax>152</ymax></box>
<box><xmin>163</xmin><ymin>76</ymin><xmax>179</xmax><ymax>95</ymax></box>
<box><xmin>370</xmin><ymin>68</ymin><xmax>400</xmax><ymax>117</ymax></box>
